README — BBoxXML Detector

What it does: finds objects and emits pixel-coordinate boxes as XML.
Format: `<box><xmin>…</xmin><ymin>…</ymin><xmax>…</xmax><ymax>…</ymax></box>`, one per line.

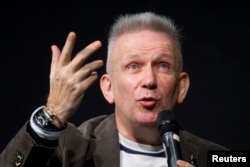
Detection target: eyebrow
<box><xmin>123</xmin><ymin>53</ymin><xmax>174</xmax><ymax>61</ymax></box>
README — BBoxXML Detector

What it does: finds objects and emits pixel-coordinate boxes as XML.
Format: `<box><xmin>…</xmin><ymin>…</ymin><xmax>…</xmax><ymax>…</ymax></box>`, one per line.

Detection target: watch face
<box><xmin>33</xmin><ymin>107</ymin><xmax>66</xmax><ymax>130</ymax></box>
<box><xmin>37</xmin><ymin>114</ymin><xmax>48</xmax><ymax>126</ymax></box>
<box><xmin>35</xmin><ymin>109</ymin><xmax>51</xmax><ymax>126</ymax></box>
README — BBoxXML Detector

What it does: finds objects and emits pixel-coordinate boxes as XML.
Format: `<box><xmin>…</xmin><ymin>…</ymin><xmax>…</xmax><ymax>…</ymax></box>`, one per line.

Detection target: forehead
<box><xmin>111</xmin><ymin>30</ymin><xmax>176</xmax><ymax>58</ymax></box>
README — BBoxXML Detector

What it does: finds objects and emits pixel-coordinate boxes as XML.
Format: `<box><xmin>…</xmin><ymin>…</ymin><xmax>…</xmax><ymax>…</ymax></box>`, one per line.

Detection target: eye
<box><xmin>129</xmin><ymin>64</ymin><xmax>138</xmax><ymax>69</ymax></box>
<box><xmin>128</xmin><ymin>63</ymin><xmax>140</xmax><ymax>71</ymax></box>
<box><xmin>159</xmin><ymin>63</ymin><xmax>169</xmax><ymax>69</ymax></box>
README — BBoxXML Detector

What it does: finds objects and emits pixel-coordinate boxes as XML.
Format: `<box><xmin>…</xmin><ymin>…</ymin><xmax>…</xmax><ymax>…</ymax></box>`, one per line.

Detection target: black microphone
<box><xmin>157</xmin><ymin>110</ymin><xmax>182</xmax><ymax>167</ymax></box>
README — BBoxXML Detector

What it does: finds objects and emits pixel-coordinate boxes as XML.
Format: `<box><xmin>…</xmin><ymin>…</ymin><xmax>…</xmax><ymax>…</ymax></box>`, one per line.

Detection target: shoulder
<box><xmin>180</xmin><ymin>129</ymin><xmax>228</xmax><ymax>150</ymax></box>
<box><xmin>76</xmin><ymin>114</ymin><xmax>116</xmax><ymax>137</ymax></box>
<box><xmin>179</xmin><ymin>129</ymin><xmax>229</xmax><ymax>166</ymax></box>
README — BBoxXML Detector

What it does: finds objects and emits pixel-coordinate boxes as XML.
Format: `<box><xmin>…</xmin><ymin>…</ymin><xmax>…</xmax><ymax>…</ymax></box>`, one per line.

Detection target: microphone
<box><xmin>157</xmin><ymin>110</ymin><xmax>182</xmax><ymax>167</ymax></box>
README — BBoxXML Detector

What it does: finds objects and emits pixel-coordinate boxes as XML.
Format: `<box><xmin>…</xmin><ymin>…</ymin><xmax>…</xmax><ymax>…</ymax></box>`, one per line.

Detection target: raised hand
<box><xmin>46</xmin><ymin>32</ymin><xmax>104</xmax><ymax>128</ymax></box>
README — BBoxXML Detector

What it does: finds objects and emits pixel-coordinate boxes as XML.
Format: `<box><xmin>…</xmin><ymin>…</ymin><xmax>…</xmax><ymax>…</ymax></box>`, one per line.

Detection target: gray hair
<box><xmin>106</xmin><ymin>12</ymin><xmax>183</xmax><ymax>73</ymax></box>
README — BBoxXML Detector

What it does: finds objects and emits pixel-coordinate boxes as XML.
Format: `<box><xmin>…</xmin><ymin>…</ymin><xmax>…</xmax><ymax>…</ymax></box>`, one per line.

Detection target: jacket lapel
<box><xmin>89</xmin><ymin>115</ymin><xmax>201</xmax><ymax>166</ymax></box>
<box><xmin>90</xmin><ymin>114</ymin><xmax>120</xmax><ymax>167</ymax></box>
<box><xmin>180</xmin><ymin>130</ymin><xmax>200</xmax><ymax>163</ymax></box>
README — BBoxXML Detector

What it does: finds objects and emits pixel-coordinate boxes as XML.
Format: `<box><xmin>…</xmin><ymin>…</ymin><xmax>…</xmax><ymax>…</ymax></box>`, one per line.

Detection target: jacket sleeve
<box><xmin>0</xmin><ymin>121</ymin><xmax>59</xmax><ymax>167</ymax></box>
<box><xmin>0</xmin><ymin>121</ymin><xmax>91</xmax><ymax>167</ymax></box>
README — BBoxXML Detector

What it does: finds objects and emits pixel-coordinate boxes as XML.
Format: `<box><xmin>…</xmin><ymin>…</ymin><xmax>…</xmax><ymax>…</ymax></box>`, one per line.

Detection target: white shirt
<box><xmin>119</xmin><ymin>133</ymin><xmax>168</xmax><ymax>167</ymax></box>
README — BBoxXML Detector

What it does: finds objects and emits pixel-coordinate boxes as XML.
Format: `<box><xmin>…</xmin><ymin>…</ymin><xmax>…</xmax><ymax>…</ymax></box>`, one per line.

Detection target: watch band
<box><xmin>30</xmin><ymin>106</ymin><xmax>66</xmax><ymax>140</ymax></box>
<box><xmin>33</xmin><ymin>106</ymin><xmax>65</xmax><ymax>130</ymax></box>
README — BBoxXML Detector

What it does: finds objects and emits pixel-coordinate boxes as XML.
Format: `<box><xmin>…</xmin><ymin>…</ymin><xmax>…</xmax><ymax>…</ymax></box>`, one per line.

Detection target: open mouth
<box><xmin>139</xmin><ymin>98</ymin><xmax>157</xmax><ymax>109</ymax></box>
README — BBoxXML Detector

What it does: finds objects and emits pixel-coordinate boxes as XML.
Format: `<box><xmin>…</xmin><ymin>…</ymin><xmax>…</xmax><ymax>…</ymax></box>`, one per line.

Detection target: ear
<box><xmin>177</xmin><ymin>72</ymin><xmax>190</xmax><ymax>104</ymax></box>
<box><xmin>100</xmin><ymin>74</ymin><xmax>115</xmax><ymax>104</ymax></box>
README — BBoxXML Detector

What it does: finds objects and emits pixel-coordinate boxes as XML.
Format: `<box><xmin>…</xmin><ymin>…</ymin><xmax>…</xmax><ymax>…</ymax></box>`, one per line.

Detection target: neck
<box><xmin>116</xmin><ymin>115</ymin><xmax>162</xmax><ymax>146</ymax></box>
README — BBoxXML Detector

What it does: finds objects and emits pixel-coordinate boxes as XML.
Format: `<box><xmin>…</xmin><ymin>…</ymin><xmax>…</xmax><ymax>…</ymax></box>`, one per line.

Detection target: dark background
<box><xmin>1</xmin><ymin>1</ymin><xmax>249</xmax><ymax>152</ymax></box>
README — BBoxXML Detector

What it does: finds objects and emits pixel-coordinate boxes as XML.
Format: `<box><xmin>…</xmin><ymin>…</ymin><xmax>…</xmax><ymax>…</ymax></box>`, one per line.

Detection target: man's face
<box><xmin>108</xmin><ymin>30</ymin><xmax>183</xmax><ymax>127</ymax></box>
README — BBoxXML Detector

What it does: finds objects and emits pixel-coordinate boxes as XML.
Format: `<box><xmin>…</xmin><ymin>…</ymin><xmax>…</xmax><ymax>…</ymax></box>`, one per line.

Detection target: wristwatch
<box><xmin>34</xmin><ymin>107</ymin><xmax>54</xmax><ymax>128</ymax></box>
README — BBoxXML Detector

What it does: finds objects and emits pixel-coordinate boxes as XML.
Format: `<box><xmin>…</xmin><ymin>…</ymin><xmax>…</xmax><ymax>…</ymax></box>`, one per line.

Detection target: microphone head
<box><xmin>157</xmin><ymin>110</ymin><xmax>180</xmax><ymax>136</ymax></box>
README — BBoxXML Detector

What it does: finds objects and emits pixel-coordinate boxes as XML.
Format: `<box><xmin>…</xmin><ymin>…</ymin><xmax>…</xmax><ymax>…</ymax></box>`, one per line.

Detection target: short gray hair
<box><xmin>107</xmin><ymin>12</ymin><xmax>183</xmax><ymax>73</ymax></box>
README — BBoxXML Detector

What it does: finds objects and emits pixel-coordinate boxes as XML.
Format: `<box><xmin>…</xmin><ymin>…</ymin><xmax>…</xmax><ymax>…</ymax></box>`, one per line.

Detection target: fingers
<box><xmin>72</xmin><ymin>59</ymin><xmax>104</xmax><ymax>95</ymax></box>
<box><xmin>69</xmin><ymin>40</ymin><xmax>102</xmax><ymax>71</ymax></box>
<box><xmin>75</xmin><ymin>71</ymin><xmax>99</xmax><ymax>97</ymax></box>
<box><xmin>51</xmin><ymin>32</ymin><xmax>101</xmax><ymax>72</ymax></box>
<box><xmin>74</xmin><ymin>59</ymin><xmax>104</xmax><ymax>82</ymax></box>
<box><xmin>59</xmin><ymin>32</ymin><xmax>77</xmax><ymax>66</ymax></box>
<box><xmin>59</xmin><ymin>38</ymin><xmax>103</xmax><ymax>94</ymax></box>
<box><xmin>50</xmin><ymin>45</ymin><xmax>61</xmax><ymax>77</ymax></box>
<box><xmin>177</xmin><ymin>160</ymin><xmax>194</xmax><ymax>167</ymax></box>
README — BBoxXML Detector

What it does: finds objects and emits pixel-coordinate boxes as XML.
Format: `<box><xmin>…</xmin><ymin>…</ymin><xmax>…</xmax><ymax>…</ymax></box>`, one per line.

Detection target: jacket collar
<box><xmin>180</xmin><ymin>130</ymin><xmax>200</xmax><ymax>162</ymax></box>
<box><xmin>90</xmin><ymin>114</ymin><xmax>120</xmax><ymax>167</ymax></box>
<box><xmin>90</xmin><ymin>114</ymin><xmax>200</xmax><ymax>166</ymax></box>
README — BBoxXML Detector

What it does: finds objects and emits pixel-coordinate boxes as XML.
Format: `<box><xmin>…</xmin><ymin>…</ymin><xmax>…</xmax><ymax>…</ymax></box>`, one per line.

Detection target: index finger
<box><xmin>59</xmin><ymin>32</ymin><xmax>77</xmax><ymax>66</ymax></box>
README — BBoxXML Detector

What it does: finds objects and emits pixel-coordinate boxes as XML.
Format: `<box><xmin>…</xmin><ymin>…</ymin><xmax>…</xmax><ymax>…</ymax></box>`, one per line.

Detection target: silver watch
<box><xmin>34</xmin><ymin>107</ymin><xmax>52</xmax><ymax>127</ymax></box>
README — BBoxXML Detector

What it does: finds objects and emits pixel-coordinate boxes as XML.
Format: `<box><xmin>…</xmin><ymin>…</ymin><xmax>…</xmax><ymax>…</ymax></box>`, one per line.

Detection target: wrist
<box><xmin>30</xmin><ymin>106</ymin><xmax>66</xmax><ymax>140</ymax></box>
<box><xmin>44</xmin><ymin>106</ymin><xmax>66</xmax><ymax>128</ymax></box>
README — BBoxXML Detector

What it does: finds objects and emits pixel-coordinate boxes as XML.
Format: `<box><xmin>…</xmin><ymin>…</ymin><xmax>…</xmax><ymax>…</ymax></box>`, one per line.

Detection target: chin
<box><xmin>141</xmin><ymin>109</ymin><xmax>158</xmax><ymax>119</ymax></box>
<box><xmin>134</xmin><ymin>108</ymin><xmax>159</xmax><ymax>126</ymax></box>
<box><xmin>137</xmin><ymin>120</ymin><xmax>157</xmax><ymax>128</ymax></box>
<box><xmin>137</xmin><ymin>115</ymin><xmax>157</xmax><ymax>126</ymax></box>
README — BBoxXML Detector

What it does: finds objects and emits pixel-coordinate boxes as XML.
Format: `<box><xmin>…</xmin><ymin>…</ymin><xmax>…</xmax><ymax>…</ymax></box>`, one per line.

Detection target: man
<box><xmin>0</xmin><ymin>12</ymin><xmax>228</xmax><ymax>167</ymax></box>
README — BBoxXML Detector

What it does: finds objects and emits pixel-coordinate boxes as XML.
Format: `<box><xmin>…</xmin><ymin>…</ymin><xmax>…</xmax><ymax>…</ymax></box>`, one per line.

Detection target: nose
<box><xmin>141</xmin><ymin>66</ymin><xmax>157</xmax><ymax>89</ymax></box>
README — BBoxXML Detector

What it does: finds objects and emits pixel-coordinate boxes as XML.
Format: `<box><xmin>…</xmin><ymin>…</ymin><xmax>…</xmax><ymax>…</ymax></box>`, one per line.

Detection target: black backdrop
<box><xmin>1</xmin><ymin>1</ymin><xmax>250</xmax><ymax>152</ymax></box>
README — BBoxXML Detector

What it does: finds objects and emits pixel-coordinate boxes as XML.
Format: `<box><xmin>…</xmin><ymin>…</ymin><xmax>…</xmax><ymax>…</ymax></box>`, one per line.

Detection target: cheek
<box><xmin>113</xmin><ymin>76</ymin><xmax>137</xmax><ymax>100</ymax></box>
<box><xmin>159</xmin><ymin>77</ymin><xmax>179</xmax><ymax>99</ymax></box>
